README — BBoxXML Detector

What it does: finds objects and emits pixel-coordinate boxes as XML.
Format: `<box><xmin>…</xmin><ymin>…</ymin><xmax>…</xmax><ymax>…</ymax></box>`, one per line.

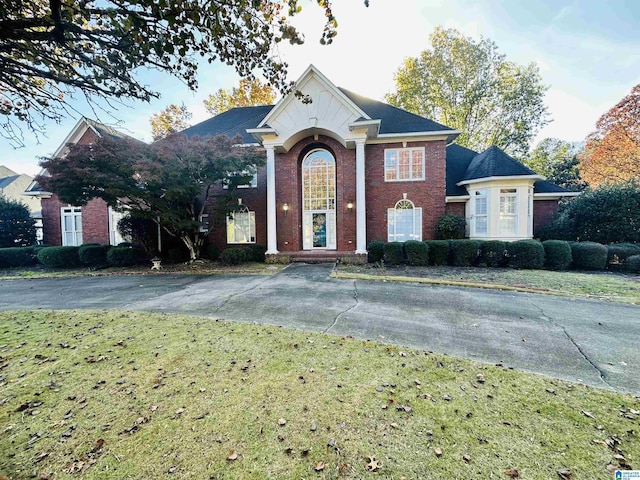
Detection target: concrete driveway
<box><xmin>1</xmin><ymin>263</ymin><xmax>639</xmax><ymax>394</ymax></box>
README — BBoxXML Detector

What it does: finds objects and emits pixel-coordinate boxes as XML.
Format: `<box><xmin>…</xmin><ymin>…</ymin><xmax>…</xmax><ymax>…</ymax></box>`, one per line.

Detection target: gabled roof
<box><xmin>0</xmin><ymin>174</ymin><xmax>20</xmax><ymax>189</ymax></box>
<box><xmin>181</xmin><ymin>106</ymin><xmax>273</xmax><ymax>144</ymax></box>
<box><xmin>461</xmin><ymin>145</ymin><xmax>539</xmax><ymax>183</ymax></box>
<box><xmin>445</xmin><ymin>144</ymin><xmax>478</xmax><ymax>196</ymax></box>
<box><xmin>338</xmin><ymin>88</ymin><xmax>454</xmax><ymax>135</ymax></box>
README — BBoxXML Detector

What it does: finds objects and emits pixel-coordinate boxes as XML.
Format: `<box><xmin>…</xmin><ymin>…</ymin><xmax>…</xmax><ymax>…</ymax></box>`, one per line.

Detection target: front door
<box><xmin>302</xmin><ymin>149</ymin><xmax>337</xmax><ymax>250</ymax></box>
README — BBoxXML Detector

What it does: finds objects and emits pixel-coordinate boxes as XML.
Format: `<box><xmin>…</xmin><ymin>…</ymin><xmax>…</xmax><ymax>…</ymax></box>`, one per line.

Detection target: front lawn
<box><xmin>335</xmin><ymin>264</ymin><xmax>640</xmax><ymax>304</ymax></box>
<box><xmin>1</xmin><ymin>311</ymin><xmax>637</xmax><ymax>479</ymax></box>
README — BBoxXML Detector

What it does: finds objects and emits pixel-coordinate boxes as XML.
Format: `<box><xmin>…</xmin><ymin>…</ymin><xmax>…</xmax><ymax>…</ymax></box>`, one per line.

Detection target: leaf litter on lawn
<box><xmin>0</xmin><ymin>310</ymin><xmax>638</xmax><ymax>479</ymax></box>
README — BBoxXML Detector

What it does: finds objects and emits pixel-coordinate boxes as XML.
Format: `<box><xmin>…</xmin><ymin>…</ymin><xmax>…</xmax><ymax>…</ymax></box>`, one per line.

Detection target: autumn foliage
<box><xmin>581</xmin><ymin>85</ymin><xmax>640</xmax><ymax>187</ymax></box>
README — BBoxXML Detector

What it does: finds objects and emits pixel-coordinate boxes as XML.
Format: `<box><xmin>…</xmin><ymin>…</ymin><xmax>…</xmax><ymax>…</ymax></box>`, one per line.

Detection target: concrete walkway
<box><xmin>1</xmin><ymin>263</ymin><xmax>639</xmax><ymax>394</ymax></box>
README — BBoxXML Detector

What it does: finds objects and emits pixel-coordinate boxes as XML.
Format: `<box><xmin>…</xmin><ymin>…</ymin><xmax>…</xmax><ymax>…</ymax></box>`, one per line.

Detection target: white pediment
<box><xmin>256</xmin><ymin>65</ymin><xmax>370</xmax><ymax>150</ymax></box>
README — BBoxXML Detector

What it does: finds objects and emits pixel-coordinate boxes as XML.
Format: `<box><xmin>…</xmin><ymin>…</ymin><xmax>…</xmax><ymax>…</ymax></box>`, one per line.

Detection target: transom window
<box><xmin>227</xmin><ymin>206</ymin><xmax>255</xmax><ymax>244</ymax></box>
<box><xmin>384</xmin><ymin>147</ymin><xmax>425</xmax><ymax>182</ymax></box>
<box><xmin>387</xmin><ymin>198</ymin><xmax>422</xmax><ymax>242</ymax></box>
<box><xmin>499</xmin><ymin>189</ymin><xmax>518</xmax><ymax>235</ymax></box>
<box><xmin>61</xmin><ymin>206</ymin><xmax>82</xmax><ymax>246</ymax></box>
<box><xmin>473</xmin><ymin>190</ymin><xmax>488</xmax><ymax>236</ymax></box>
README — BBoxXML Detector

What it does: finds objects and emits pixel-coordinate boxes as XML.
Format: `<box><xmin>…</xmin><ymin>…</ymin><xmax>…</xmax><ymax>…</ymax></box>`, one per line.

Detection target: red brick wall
<box><xmin>365</xmin><ymin>140</ymin><xmax>447</xmax><ymax>242</ymax></box>
<box><xmin>41</xmin><ymin>195</ymin><xmax>110</xmax><ymax>245</ymax></box>
<box><xmin>274</xmin><ymin>135</ymin><xmax>357</xmax><ymax>252</ymax></box>
<box><xmin>445</xmin><ymin>202</ymin><xmax>466</xmax><ymax>217</ymax></box>
<box><xmin>533</xmin><ymin>199</ymin><xmax>560</xmax><ymax>235</ymax></box>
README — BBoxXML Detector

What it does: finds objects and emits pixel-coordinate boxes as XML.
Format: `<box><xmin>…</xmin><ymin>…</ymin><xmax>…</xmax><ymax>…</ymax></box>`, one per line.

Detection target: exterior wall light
<box><xmin>283</xmin><ymin>203</ymin><xmax>289</xmax><ymax>214</ymax></box>
<box><xmin>347</xmin><ymin>201</ymin><xmax>354</xmax><ymax>211</ymax></box>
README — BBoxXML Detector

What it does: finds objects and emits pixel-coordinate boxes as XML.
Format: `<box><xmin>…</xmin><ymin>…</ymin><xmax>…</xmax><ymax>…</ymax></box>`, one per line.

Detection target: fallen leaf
<box><xmin>546</xmin><ymin>388</ymin><xmax>556</xmax><ymax>395</ymax></box>
<box><xmin>34</xmin><ymin>452</ymin><xmax>49</xmax><ymax>463</ymax></box>
<box><xmin>477</xmin><ymin>373</ymin><xmax>485</xmax><ymax>383</ymax></box>
<box><xmin>168</xmin><ymin>466</ymin><xmax>178</xmax><ymax>474</ymax></box>
<box><xmin>150</xmin><ymin>405</ymin><xmax>158</xmax><ymax>412</ymax></box>
<box><xmin>504</xmin><ymin>467</ymin><xmax>520</xmax><ymax>478</ymax></box>
<box><xmin>556</xmin><ymin>468</ymin><xmax>572</xmax><ymax>479</ymax></box>
<box><xmin>366</xmin><ymin>455</ymin><xmax>381</xmax><ymax>471</ymax></box>
<box><xmin>310</xmin><ymin>422</ymin><xmax>317</xmax><ymax>432</ymax></box>
<box><xmin>278</xmin><ymin>418</ymin><xmax>286</xmax><ymax>426</ymax></box>
<box><xmin>175</xmin><ymin>408</ymin><xmax>184</xmax><ymax>415</ymax></box>
<box><xmin>227</xmin><ymin>450</ymin><xmax>238</xmax><ymax>461</ymax></box>
<box><xmin>435</xmin><ymin>447</ymin><xmax>443</xmax><ymax>457</ymax></box>
<box><xmin>315</xmin><ymin>461</ymin><xmax>325</xmax><ymax>471</ymax></box>
<box><xmin>581</xmin><ymin>410</ymin><xmax>595</xmax><ymax>419</ymax></box>
<box><xmin>463</xmin><ymin>454</ymin><xmax>471</xmax><ymax>463</ymax></box>
<box><xmin>390</xmin><ymin>423</ymin><xmax>399</xmax><ymax>429</ymax></box>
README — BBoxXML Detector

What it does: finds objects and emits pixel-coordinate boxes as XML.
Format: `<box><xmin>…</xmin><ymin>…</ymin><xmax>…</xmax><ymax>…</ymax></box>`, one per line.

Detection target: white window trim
<box><xmin>472</xmin><ymin>190</ymin><xmax>488</xmax><ymax>237</ymax></box>
<box><xmin>61</xmin><ymin>206</ymin><xmax>82</xmax><ymax>246</ymax></box>
<box><xmin>384</xmin><ymin>147</ymin><xmax>426</xmax><ymax>182</ymax></box>
<box><xmin>199</xmin><ymin>214</ymin><xmax>209</xmax><ymax>233</ymax></box>
<box><xmin>499</xmin><ymin>189</ymin><xmax>519</xmax><ymax>236</ymax></box>
<box><xmin>226</xmin><ymin>208</ymin><xmax>256</xmax><ymax>244</ymax></box>
<box><xmin>387</xmin><ymin>198</ymin><xmax>423</xmax><ymax>242</ymax></box>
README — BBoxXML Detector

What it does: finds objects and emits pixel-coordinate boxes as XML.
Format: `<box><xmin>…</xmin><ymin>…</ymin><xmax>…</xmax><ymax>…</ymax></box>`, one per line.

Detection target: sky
<box><xmin>2</xmin><ymin>0</ymin><xmax>640</xmax><ymax>176</ymax></box>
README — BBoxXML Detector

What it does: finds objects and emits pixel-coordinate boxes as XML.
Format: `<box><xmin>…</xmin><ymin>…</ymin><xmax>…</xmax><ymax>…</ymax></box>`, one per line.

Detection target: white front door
<box><xmin>302</xmin><ymin>149</ymin><xmax>337</xmax><ymax>250</ymax></box>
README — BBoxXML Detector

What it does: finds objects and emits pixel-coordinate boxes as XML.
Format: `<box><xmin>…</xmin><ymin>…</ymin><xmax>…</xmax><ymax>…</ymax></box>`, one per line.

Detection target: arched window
<box><xmin>227</xmin><ymin>204</ymin><xmax>255</xmax><ymax>244</ymax></box>
<box><xmin>302</xmin><ymin>149</ymin><xmax>336</xmax><ymax>249</ymax></box>
<box><xmin>387</xmin><ymin>198</ymin><xmax>422</xmax><ymax>242</ymax></box>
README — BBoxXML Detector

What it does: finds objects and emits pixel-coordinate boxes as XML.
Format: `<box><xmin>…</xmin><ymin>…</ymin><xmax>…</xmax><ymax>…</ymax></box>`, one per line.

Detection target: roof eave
<box><xmin>534</xmin><ymin>191</ymin><xmax>581</xmax><ymax>199</ymax></box>
<box><xmin>457</xmin><ymin>174</ymin><xmax>544</xmax><ymax>187</ymax></box>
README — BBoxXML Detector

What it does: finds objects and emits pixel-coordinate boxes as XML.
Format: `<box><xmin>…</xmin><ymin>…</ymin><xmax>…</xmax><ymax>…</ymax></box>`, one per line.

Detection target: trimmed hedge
<box><xmin>542</xmin><ymin>240</ymin><xmax>572</xmax><ymax>270</ymax></box>
<box><xmin>425</xmin><ymin>240</ymin><xmax>449</xmax><ymax>266</ymax></box>
<box><xmin>220</xmin><ymin>247</ymin><xmax>248</xmax><ymax>265</ymax></box>
<box><xmin>450</xmin><ymin>239</ymin><xmax>479</xmax><ymax>267</ymax></box>
<box><xmin>107</xmin><ymin>246</ymin><xmax>148</xmax><ymax>267</ymax></box>
<box><xmin>506</xmin><ymin>240</ymin><xmax>545</xmax><ymax>269</ymax></box>
<box><xmin>570</xmin><ymin>242</ymin><xmax>608</xmax><ymax>270</ymax></box>
<box><xmin>37</xmin><ymin>246</ymin><xmax>82</xmax><ymax>269</ymax></box>
<box><xmin>78</xmin><ymin>244</ymin><xmax>110</xmax><ymax>267</ymax></box>
<box><xmin>404</xmin><ymin>240</ymin><xmax>429</xmax><ymax>266</ymax></box>
<box><xmin>626</xmin><ymin>255</ymin><xmax>640</xmax><ymax>273</ymax></box>
<box><xmin>0</xmin><ymin>247</ymin><xmax>37</xmax><ymax>268</ymax></box>
<box><xmin>435</xmin><ymin>215</ymin><xmax>466</xmax><ymax>240</ymax></box>
<box><xmin>478</xmin><ymin>240</ymin><xmax>506</xmax><ymax>268</ymax></box>
<box><xmin>245</xmin><ymin>244</ymin><xmax>267</xmax><ymax>262</ymax></box>
<box><xmin>367</xmin><ymin>240</ymin><xmax>385</xmax><ymax>263</ymax></box>
<box><xmin>383</xmin><ymin>242</ymin><xmax>404</xmax><ymax>265</ymax></box>
<box><xmin>607</xmin><ymin>243</ymin><xmax>640</xmax><ymax>270</ymax></box>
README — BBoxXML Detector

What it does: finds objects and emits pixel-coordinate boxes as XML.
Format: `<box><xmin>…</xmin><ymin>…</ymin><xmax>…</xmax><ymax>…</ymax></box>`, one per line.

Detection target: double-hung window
<box><xmin>499</xmin><ymin>189</ymin><xmax>518</xmax><ymax>235</ymax></box>
<box><xmin>384</xmin><ymin>148</ymin><xmax>425</xmax><ymax>181</ymax></box>
<box><xmin>226</xmin><ymin>206</ymin><xmax>255</xmax><ymax>244</ymax></box>
<box><xmin>473</xmin><ymin>190</ymin><xmax>488</xmax><ymax>236</ymax></box>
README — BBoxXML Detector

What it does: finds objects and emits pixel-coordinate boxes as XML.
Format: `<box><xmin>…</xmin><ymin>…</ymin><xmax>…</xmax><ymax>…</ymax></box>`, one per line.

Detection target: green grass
<box><xmin>336</xmin><ymin>264</ymin><xmax>640</xmax><ymax>304</ymax></box>
<box><xmin>1</xmin><ymin>311</ymin><xmax>638</xmax><ymax>479</ymax></box>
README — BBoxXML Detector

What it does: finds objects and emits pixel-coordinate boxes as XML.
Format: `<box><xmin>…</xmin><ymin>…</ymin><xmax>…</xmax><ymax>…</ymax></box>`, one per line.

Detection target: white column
<box><xmin>355</xmin><ymin>140</ymin><xmax>367</xmax><ymax>254</ymax></box>
<box><xmin>265</xmin><ymin>145</ymin><xmax>278</xmax><ymax>254</ymax></box>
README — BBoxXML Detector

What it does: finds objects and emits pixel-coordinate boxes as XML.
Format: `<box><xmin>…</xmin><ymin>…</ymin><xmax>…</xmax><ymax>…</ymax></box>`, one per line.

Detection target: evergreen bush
<box><xmin>220</xmin><ymin>247</ymin><xmax>248</xmax><ymax>265</ymax></box>
<box><xmin>404</xmin><ymin>240</ymin><xmax>429</xmax><ymax>266</ymax></box>
<box><xmin>367</xmin><ymin>240</ymin><xmax>385</xmax><ymax>263</ymax></box>
<box><xmin>606</xmin><ymin>243</ymin><xmax>640</xmax><ymax>270</ymax></box>
<box><xmin>246</xmin><ymin>244</ymin><xmax>267</xmax><ymax>262</ymax></box>
<box><xmin>425</xmin><ymin>240</ymin><xmax>449</xmax><ymax>266</ymax></box>
<box><xmin>0</xmin><ymin>247</ymin><xmax>37</xmax><ymax>268</ymax></box>
<box><xmin>37</xmin><ymin>246</ymin><xmax>82</xmax><ymax>269</ymax></box>
<box><xmin>383</xmin><ymin>242</ymin><xmax>404</xmax><ymax>265</ymax></box>
<box><xmin>78</xmin><ymin>244</ymin><xmax>110</xmax><ymax>267</ymax></box>
<box><xmin>542</xmin><ymin>240</ymin><xmax>572</xmax><ymax>270</ymax></box>
<box><xmin>435</xmin><ymin>215</ymin><xmax>466</xmax><ymax>240</ymax></box>
<box><xmin>570</xmin><ymin>242</ymin><xmax>607</xmax><ymax>270</ymax></box>
<box><xmin>506</xmin><ymin>240</ymin><xmax>545</xmax><ymax>269</ymax></box>
<box><xmin>449</xmin><ymin>240</ymin><xmax>479</xmax><ymax>267</ymax></box>
<box><xmin>478</xmin><ymin>240</ymin><xmax>506</xmax><ymax>267</ymax></box>
<box><xmin>625</xmin><ymin>255</ymin><xmax>640</xmax><ymax>273</ymax></box>
<box><xmin>107</xmin><ymin>246</ymin><xmax>148</xmax><ymax>267</ymax></box>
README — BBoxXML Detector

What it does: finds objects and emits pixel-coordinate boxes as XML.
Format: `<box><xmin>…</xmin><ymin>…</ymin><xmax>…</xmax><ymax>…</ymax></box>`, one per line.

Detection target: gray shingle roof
<box><xmin>338</xmin><ymin>88</ymin><xmax>454</xmax><ymax>134</ymax></box>
<box><xmin>533</xmin><ymin>180</ymin><xmax>572</xmax><ymax>194</ymax></box>
<box><xmin>462</xmin><ymin>145</ymin><xmax>538</xmax><ymax>182</ymax></box>
<box><xmin>181</xmin><ymin>106</ymin><xmax>274</xmax><ymax>144</ymax></box>
<box><xmin>445</xmin><ymin>144</ymin><xmax>477</xmax><ymax>196</ymax></box>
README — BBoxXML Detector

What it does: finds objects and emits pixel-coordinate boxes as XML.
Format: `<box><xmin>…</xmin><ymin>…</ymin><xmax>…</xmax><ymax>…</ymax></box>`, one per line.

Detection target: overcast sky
<box><xmin>3</xmin><ymin>0</ymin><xmax>640</xmax><ymax>176</ymax></box>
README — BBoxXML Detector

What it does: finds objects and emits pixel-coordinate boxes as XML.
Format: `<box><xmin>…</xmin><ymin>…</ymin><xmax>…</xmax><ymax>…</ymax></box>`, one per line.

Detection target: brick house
<box><xmin>27</xmin><ymin>65</ymin><xmax>577</xmax><ymax>256</ymax></box>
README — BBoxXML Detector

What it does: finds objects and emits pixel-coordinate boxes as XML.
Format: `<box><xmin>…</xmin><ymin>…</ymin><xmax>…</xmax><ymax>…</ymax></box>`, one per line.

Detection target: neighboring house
<box><xmin>0</xmin><ymin>166</ymin><xmax>43</xmax><ymax>242</ymax></box>
<box><xmin>24</xmin><ymin>118</ymin><xmax>132</xmax><ymax>246</ymax></box>
<box><xmin>29</xmin><ymin>65</ymin><xmax>577</xmax><ymax>256</ymax></box>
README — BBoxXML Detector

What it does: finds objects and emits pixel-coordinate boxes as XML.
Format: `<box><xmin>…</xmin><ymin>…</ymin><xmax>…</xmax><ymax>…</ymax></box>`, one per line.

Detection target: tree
<box><xmin>150</xmin><ymin>103</ymin><xmax>193</xmax><ymax>140</ymax></box>
<box><xmin>385</xmin><ymin>27</ymin><xmax>549</xmax><ymax>157</ymax></box>
<box><xmin>580</xmin><ymin>85</ymin><xmax>640</xmax><ymax>187</ymax></box>
<box><xmin>538</xmin><ymin>182</ymin><xmax>640</xmax><ymax>244</ymax></box>
<box><xmin>37</xmin><ymin>134</ymin><xmax>263</xmax><ymax>260</ymax></box>
<box><xmin>0</xmin><ymin>195</ymin><xmax>36</xmax><ymax>247</ymax></box>
<box><xmin>204</xmin><ymin>78</ymin><xmax>276</xmax><ymax>116</ymax></box>
<box><xmin>1</xmin><ymin>0</ymin><xmax>358</xmax><ymax>147</ymax></box>
<box><xmin>525</xmin><ymin>138</ymin><xmax>587</xmax><ymax>191</ymax></box>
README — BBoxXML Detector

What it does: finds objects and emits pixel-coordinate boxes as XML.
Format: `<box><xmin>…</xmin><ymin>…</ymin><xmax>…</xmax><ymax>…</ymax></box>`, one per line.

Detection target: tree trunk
<box><xmin>181</xmin><ymin>235</ymin><xmax>198</xmax><ymax>261</ymax></box>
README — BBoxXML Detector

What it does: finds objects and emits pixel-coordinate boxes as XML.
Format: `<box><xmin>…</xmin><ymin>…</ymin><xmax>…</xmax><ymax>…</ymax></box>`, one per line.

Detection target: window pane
<box><xmin>64</xmin><ymin>216</ymin><xmax>73</xmax><ymax>231</ymax></box>
<box><xmin>476</xmin><ymin>217</ymin><xmax>487</xmax><ymax>234</ymax></box>
<box><xmin>475</xmin><ymin>197</ymin><xmax>487</xmax><ymax>215</ymax></box>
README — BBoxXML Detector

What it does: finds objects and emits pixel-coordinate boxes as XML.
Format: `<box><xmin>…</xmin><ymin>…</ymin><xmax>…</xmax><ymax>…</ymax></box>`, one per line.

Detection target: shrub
<box><xmin>404</xmin><ymin>240</ymin><xmax>429</xmax><ymax>266</ymax></box>
<box><xmin>449</xmin><ymin>240</ymin><xmax>479</xmax><ymax>267</ymax></box>
<box><xmin>383</xmin><ymin>242</ymin><xmax>404</xmax><ymax>265</ymax></box>
<box><xmin>37</xmin><ymin>246</ymin><xmax>81</xmax><ymax>269</ymax></box>
<box><xmin>204</xmin><ymin>244</ymin><xmax>219</xmax><ymax>260</ymax></box>
<box><xmin>425</xmin><ymin>240</ymin><xmax>449</xmax><ymax>266</ymax></box>
<box><xmin>107</xmin><ymin>246</ymin><xmax>148</xmax><ymax>267</ymax></box>
<box><xmin>607</xmin><ymin>243</ymin><xmax>640</xmax><ymax>270</ymax></box>
<box><xmin>435</xmin><ymin>215</ymin><xmax>466</xmax><ymax>240</ymax></box>
<box><xmin>506</xmin><ymin>240</ymin><xmax>545</xmax><ymax>269</ymax></box>
<box><xmin>626</xmin><ymin>255</ymin><xmax>640</xmax><ymax>273</ymax></box>
<box><xmin>0</xmin><ymin>195</ymin><xmax>36</xmax><ymax>247</ymax></box>
<box><xmin>78</xmin><ymin>244</ymin><xmax>110</xmax><ymax>267</ymax></box>
<box><xmin>367</xmin><ymin>240</ymin><xmax>385</xmax><ymax>263</ymax></box>
<box><xmin>0</xmin><ymin>247</ymin><xmax>37</xmax><ymax>268</ymax></box>
<box><xmin>570</xmin><ymin>242</ymin><xmax>607</xmax><ymax>270</ymax></box>
<box><xmin>245</xmin><ymin>245</ymin><xmax>267</xmax><ymax>262</ymax></box>
<box><xmin>542</xmin><ymin>240</ymin><xmax>572</xmax><ymax>270</ymax></box>
<box><xmin>220</xmin><ymin>247</ymin><xmax>248</xmax><ymax>265</ymax></box>
<box><xmin>478</xmin><ymin>240</ymin><xmax>506</xmax><ymax>267</ymax></box>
